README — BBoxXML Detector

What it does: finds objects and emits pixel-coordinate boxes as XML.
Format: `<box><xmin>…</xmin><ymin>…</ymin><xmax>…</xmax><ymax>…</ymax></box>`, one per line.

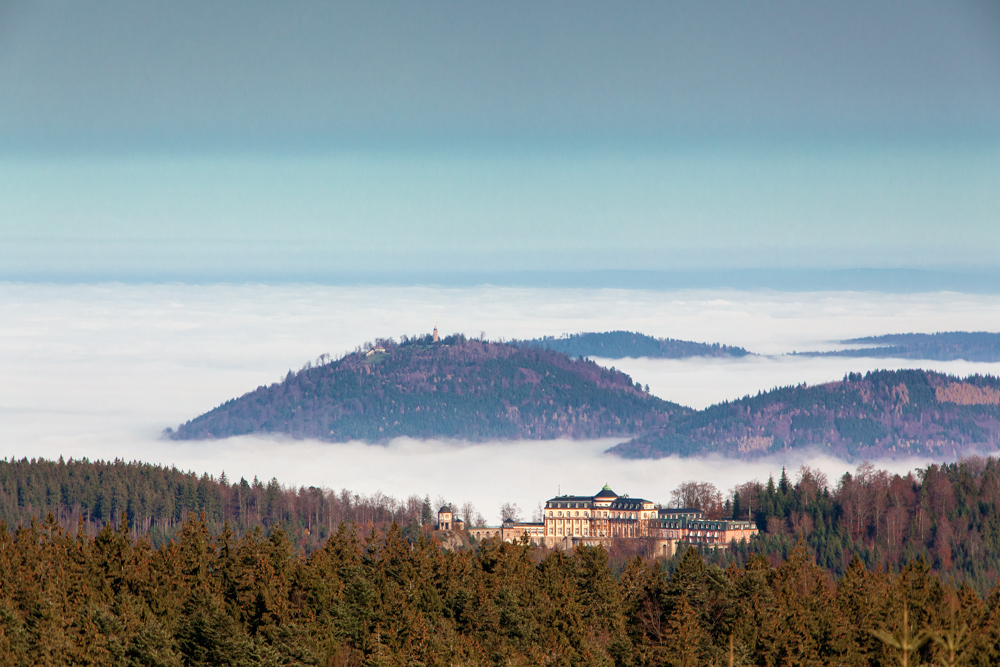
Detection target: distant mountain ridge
<box><xmin>169</xmin><ymin>334</ymin><xmax>681</xmax><ymax>442</ymax></box>
<box><xmin>519</xmin><ymin>330</ymin><xmax>751</xmax><ymax>359</ymax></box>
<box><xmin>171</xmin><ymin>333</ymin><xmax>1000</xmax><ymax>461</ymax></box>
<box><xmin>799</xmin><ymin>331</ymin><xmax>1000</xmax><ymax>362</ymax></box>
<box><xmin>613</xmin><ymin>369</ymin><xmax>1000</xmax><ymax>460</ymax></box>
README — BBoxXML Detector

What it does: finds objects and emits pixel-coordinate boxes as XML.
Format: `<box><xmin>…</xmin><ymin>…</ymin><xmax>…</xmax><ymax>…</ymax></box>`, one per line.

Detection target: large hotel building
<box><xmin>440</xmin><ymin>484</ymin><xmax>757</xmax><ymax>558</ymax></box>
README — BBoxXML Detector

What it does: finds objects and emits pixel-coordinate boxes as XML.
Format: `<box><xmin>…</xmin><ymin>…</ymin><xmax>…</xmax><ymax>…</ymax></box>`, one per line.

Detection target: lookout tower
<box><xmin>433</xmin><ymin>311</ymin><xmax>440</xmax><ymax>343</ymax></box>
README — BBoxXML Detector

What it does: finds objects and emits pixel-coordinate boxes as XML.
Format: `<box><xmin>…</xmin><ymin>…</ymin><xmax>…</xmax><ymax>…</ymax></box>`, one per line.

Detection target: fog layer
<box><xmin>3</xmin><ymin>283</ymin><xmax>999</xmax><ymax>520</ymax></box>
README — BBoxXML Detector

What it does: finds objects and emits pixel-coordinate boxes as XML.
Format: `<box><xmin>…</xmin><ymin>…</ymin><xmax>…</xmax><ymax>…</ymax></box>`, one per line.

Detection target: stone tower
<box><xmin>433</xmin><ymin>311</ymin><xmax>439</xmax><ymax>343</ymax></box>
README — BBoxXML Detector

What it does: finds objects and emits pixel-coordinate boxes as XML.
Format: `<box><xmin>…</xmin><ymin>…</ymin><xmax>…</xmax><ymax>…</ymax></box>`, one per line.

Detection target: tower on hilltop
<box><xmin>433</xmin><ymin>311</ymin><xmax>439</xmax><ymax>343</ymax></box>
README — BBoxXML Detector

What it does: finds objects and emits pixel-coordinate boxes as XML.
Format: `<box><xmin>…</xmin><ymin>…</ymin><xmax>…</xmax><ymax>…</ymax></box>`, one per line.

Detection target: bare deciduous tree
<box><xmin>459</xmin><ymin>501</ymin><xmax>477</xmax><ymax>525</ymax></box>
<box><xmin>669</xmin><ymin>481</ymin><xmax>723</xmax><ymax>517</ymax></box>
<box><xmin>499</xmin><ymin>502</ymin><xmax>522</xmax><ymax>523</ymax></box>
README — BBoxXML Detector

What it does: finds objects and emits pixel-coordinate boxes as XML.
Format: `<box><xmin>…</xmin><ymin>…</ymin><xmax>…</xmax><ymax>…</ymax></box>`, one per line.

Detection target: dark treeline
<box><xmin>10</xmin><ymin>456</ymin><xmax>1000</xmax><ymax>599</ymax></box>
<box><xmin>721</xmin><ymin>457</ymin><xmax>1000</xmax><ymax>597</ymax></box>
<box><xmin>807</xmin><ymin>331</ymin><xmax>1000</xmax><ymax>362</ymax></box>
<box><xmin>519</xmin><ymin>330</ymin><xmax>751</xmax><ymax>359</ymax></box>
<box><xmin>0</xmin><ymin>457</ymin><xmax>434</xmax><ymax>552</ymax></box>
<box><xmin>4</xmin><ymin>514</ymin><xmax>1000</xmax><ymax>665</ymax></box>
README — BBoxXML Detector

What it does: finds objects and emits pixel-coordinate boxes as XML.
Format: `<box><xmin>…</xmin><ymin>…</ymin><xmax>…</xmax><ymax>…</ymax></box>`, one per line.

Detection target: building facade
<box><xmin>441</xmin><ymin>485</ymin><xmax>758</xmax><ymax>555</ymax></box>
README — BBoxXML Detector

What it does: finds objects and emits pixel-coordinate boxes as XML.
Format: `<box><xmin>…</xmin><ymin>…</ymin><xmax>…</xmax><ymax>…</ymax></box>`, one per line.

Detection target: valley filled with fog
<box><xmin>3</xmin><ymin>282</ymin><xmax>1000</xmax><ymax>520</ymax></box>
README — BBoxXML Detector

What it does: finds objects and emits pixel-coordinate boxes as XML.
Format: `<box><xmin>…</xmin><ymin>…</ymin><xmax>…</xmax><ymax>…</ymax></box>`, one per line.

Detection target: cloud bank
<box><xmin>3</xmin><ymin>283</ymin><xmax>1000</xmax><ymax>519</ymax></box>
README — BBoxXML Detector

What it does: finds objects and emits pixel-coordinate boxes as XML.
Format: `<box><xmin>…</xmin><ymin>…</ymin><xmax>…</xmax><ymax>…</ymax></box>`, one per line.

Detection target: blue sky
<box><xmin>1</xmin><ymin>1</ymin><xmax>998</xmax><ymax>283</ymax></box>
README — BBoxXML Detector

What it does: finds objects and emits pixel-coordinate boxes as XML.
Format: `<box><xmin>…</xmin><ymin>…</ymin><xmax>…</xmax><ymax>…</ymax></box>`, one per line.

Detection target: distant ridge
<box><xmin>613</xmin><ymin>369</ymin><xmax>1000</xmax><ymax>460</ymax></box>
<box><xmin>169</xmin><ymin>334</ymin><xmax>681</xmax><ymax>443</ymax></box>
<box><xmin>519</xmin><ymin>330</ymin><xmax>751</xmax><ymax>360</ymax></box>
<box><xmin>799</xmin><ymin>331</ymin><xmax>1000</xmax><ymax>362</ymax></box>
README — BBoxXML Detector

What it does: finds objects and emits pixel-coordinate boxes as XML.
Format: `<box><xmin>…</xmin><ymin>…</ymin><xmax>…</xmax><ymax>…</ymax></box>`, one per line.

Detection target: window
<box><xmin>557</xmin><ymin>511</ymin><xmax>562</xmax><ymax>517</ymax></box>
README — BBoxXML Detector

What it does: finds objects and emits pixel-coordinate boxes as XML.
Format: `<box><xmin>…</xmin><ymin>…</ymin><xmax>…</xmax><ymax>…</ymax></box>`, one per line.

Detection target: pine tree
<box><xmin>421</xmin><ymin>496</ymin><xmax>433</xmax><ymax>526</ymax></box>
<box><xmin>663</xmin><ymin>597</ymin><xmax>707</xmax><ymax>667</ymax></box>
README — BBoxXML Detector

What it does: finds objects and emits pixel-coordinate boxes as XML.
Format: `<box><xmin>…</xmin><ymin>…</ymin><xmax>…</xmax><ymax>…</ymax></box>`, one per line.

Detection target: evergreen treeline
<box><xmin>4</xmin><ymin>513</ymin><xmax>1000</xmax><ymax>665</ymax></box>
<box><xmin>805</xmin><ymin>331</ymin><xmax>1000</xmax><ymax>362</ymax></box>
<box><xmin>520</xmin><ymin>330</ymin><xmax>751</xmax><ymax>359</ymax></box>
<box><xmin>10</xmin><ymin>456</ymin><xmax>1000</xmax><ymax>598</ymax></box>
<box><xmin>615</xmin><ymin>369</ymin><xmax>1000</xmax><ymax>459</ymax></box>
<box><xmin>0</xmin><ymin>457</ymin><xmax>430</xmax><ymax>552</ymax></box>
<box><xmin>723</xmin><ymin>458</ymin><xmax>1000</xmax><ymax>597</ymax></box>
<box><xmin>169</xmin><ymin>336</ymin><xmax>679</xmax><ymax>442</ymax></box>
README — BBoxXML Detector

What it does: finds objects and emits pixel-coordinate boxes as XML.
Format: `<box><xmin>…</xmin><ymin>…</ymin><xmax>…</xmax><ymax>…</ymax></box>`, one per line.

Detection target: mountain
<box><xmin>800</xmin><ymin>331</ymin><xmax>1000</xmax><ymax>361</ymax></box>
<box><xmin>168</xmin><ymin>333</ymin><xmax>681</xmax><ymax>442</ymax></box>
<box><xmin>519</xmin><ymin>330</ymin><xmax>751</xmax><ymax>359</ymax></box>
<box><xmin>612</xmin><ymin>369</ymin><xmax>1000</xmax><ymax>460</ymax></box>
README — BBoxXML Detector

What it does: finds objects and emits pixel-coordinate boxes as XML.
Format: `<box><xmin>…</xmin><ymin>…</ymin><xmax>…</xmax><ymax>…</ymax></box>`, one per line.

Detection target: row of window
<box><xmin>548</xmin><ymin>510</ymin><xmax>648</xmax><ymax>519</ymax></box>
<box><xmin>550</xmin><ymin>527</ymin><xmax>639</xmax><ymax>537</ymax></box>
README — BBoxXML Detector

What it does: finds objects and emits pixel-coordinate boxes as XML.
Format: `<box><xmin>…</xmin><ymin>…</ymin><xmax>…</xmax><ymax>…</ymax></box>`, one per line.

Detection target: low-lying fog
<box><xmin>3</xmin><ymin>283</ymin><xmax>1000</xmax><ymax>520</ymax></box>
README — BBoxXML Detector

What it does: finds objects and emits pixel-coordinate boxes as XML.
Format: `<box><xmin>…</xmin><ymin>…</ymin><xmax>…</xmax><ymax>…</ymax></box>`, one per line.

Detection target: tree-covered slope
<box><xmin>802</xmin><ymin>331</ymin><xmax>1000</xmax><ymax>361</ymax></box>
<box><xmin>169</xmin><ymin>334</ymin><xmax>681</xmax><ymax>442</ymax></box>
<box><xmin>7</xmin><ymin>509</ymin><xmax>1000</xmax><ymax>666</ymax></box>
<box><xmin>520</xmin><ymin>330</ymin><xmax>751</xmax><ymax>359</ymax></box>
<box><xmin>613</xmin><ymin>369</ymin><xmax>1000</xmax><ymax>459</ymax></box>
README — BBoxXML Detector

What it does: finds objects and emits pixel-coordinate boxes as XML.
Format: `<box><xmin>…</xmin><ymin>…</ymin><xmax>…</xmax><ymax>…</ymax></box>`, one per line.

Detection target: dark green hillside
<box><xmin>521</xmin><ymin>330</ymin><xmax>751</xmax><ymax>359</ymax></box>
<box><xmin>803</xmin><ymin>331</ymin><xmax>1000</xmax><ymax>361</ymax></box>
<box><xmin>169</xmin><ymin>334</ymin><xmax>681</xmax><ymax>442</ymax></box>
<box><xmin>613</xmin><ymin>369</ymin><xmax>1000</xmax><ymax>459</ymax></box>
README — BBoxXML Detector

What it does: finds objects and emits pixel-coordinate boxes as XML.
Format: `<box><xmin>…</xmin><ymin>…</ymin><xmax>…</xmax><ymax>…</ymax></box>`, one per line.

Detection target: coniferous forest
<box><xmin>10</xmin><ymin>456</ymin><xmax>1000</xmax><ymax>594</ymax></box>
<box><xmin>5</xmin><ymin>457</ymin><xmax>1000</xmax><ymax>663</ymax></box>
<box><xmin>5</xmin><ymin>509</ymin><xmax>1000</xmax><ymax>665</ymax></box>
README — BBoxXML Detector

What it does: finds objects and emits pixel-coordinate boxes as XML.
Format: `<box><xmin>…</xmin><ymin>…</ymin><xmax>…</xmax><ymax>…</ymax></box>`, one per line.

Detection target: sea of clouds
<box><xmin>2</xmin><ymin>283</ymin><xmax>1000</xmax><ymax>521</ymax></box>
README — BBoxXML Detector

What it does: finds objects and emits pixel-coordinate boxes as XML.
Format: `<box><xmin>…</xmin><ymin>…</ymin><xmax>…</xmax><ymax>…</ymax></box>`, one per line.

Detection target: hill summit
<box><xmin>168</xmin><ymin>334</ymin><xmax>681</xmax><ymax>442</ymax></box>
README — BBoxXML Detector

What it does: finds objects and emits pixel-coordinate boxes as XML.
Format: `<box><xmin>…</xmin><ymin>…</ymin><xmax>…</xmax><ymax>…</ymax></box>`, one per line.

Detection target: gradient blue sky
<box><xmin>1</xmin><ymin>1</ymin><xmax>998</xmax><ymax>283</ymax></box>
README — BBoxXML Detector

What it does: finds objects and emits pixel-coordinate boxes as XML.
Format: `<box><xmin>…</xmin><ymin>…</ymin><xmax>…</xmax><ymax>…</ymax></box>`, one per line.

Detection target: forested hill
<box><xmin>169</xmin><ymin>334</ymin><xmax>680</xmax><ymax>442</ymax></box>
<box><xmin>613</xmin><ymin>369</ymin><xmax>1000</xmax><ymax>460</ymax></box>
<box><xmin>802</xmin><ymin>331</ymin><xmax>1000</xmax><ymax>361</ymax></box>
<box><xmin>519</xmin><ymin>330</ymin><xmax>751</xmax><ymax>359</ymax></box>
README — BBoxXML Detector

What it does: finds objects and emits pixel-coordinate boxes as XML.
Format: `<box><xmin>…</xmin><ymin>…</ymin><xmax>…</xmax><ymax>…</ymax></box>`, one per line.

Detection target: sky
<box><xmin>1</xmin><ymin>1</ymin><xmax>999</xmax><ymax>283</ymax></box>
